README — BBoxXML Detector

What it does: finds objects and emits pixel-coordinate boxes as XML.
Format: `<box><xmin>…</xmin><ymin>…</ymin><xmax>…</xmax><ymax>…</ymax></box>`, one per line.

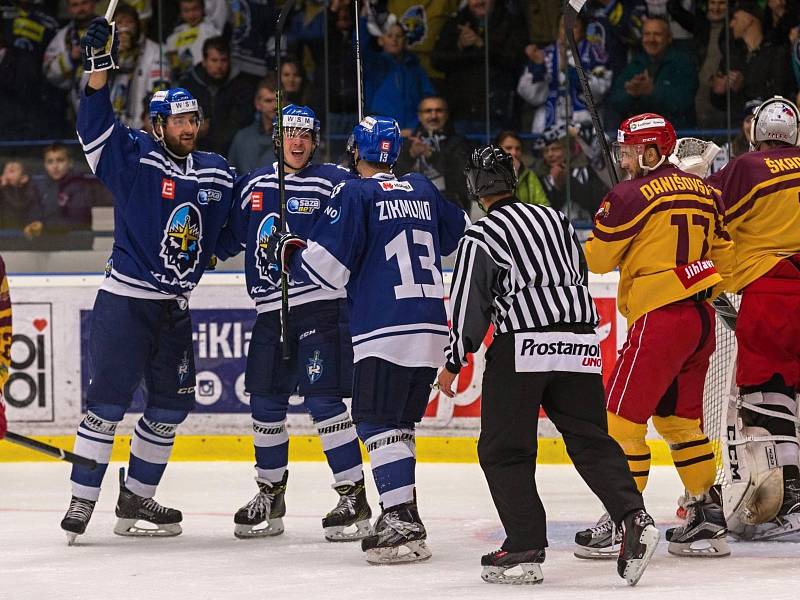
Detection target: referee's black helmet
<box><xmin>464</xmin><ymin>145</ymin><xmax>517</xmax><ymax>200</ymax></box>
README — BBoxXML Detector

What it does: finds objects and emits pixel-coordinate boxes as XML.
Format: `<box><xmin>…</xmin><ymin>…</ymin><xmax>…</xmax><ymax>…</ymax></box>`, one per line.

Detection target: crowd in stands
<box><xmin>1</xmin><ymin>0</ymin><xmax>797</xmax><ymax>248</ymax></box>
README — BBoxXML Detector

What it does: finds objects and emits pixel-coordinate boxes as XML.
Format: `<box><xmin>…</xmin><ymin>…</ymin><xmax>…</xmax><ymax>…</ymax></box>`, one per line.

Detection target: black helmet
<box><xmin>464</xmin><ymin>145</ymin><xmax>517</xmax><ymax>201</ymax></box>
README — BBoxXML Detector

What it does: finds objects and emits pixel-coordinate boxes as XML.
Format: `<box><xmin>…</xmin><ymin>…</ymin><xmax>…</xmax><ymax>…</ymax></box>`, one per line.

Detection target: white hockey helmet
<box><xmin>750</xmin><ymin>96</ymin><xmax>800</xmax><ymax>147</ymax></box>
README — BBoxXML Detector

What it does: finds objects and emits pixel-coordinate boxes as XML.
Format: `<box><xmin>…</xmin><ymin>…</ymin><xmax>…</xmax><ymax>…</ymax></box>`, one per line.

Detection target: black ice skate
<box><xmin>574</xmin><ymin>512</ymin><xmax>622</xmax><ymax>559</ymax></box>
<box><xmin>322</xmin><ymin>478</ymin><xmax>373</xmax><ymax>542</ymax></box>
<box><xmin>480</xmin><ymin>548</ymin><xmax>545</xmax><ymax>585</ymax></box>
<box><xmin>617</xmin><ymin>509</ymin><xmax>660</xmax><ymax>586</ymax></box>
<box><xmin>233</xmin><ymin>471</ymin><xmax>288</xmax><ymax>539</ymax></box>
<box><xmin>666</xmin><ymin>486</ymin><xmax>729</xmax><ymax>557</ymax></box>
<box><xmin>60</xmin><ymin>496</ymin><xmax>97</xmax><ymax>545</ymax></box>
<box><xmin>114</xmin><ymin>468</ymin><xmax>182</xmax><ymax>537</ymax></box>
<box><xmin>361</xmin><ymin>501</ymin><xmax>431</xmax><ymax>565</ymax></box>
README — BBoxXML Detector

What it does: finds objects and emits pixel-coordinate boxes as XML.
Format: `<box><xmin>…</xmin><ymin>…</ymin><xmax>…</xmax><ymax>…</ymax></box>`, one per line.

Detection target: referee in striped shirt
<box><xmin>435</xmin><ymin>146</ymin><xmax>657</xmax><ymax>585</ymax></box>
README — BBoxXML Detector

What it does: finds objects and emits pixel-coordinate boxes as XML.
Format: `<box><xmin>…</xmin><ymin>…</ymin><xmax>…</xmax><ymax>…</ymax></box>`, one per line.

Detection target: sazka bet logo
<box><xmin>255</xmin><ymin>212</ymin><xmax>281</xmax><ymax>284</ymax></box>
<box><xmin>160</xmin><ymin>202</ymin><xmax>203</xmax><ymax>278</ymax></box>
<box><xmin>306</xmin><ymin>350</ymin><xmax>323</xmax><ymax>384</ymax></box>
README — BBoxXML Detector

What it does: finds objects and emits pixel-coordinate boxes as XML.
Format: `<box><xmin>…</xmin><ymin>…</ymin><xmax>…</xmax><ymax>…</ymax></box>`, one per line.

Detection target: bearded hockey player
<box><xmin>214</xmin><ymin>105</ymin><xmax>369</xmax><ymax>542</ymax></box>
<box><xmin>577</xmin><ymin>113</ymin><xmax>735</xmax><ymax>558</ymax></box>
<box><xmin>60</xmin><ymin>17</ymin><xmax>235</xmax><ymax>544</ymax></box>
<box><xmin>714</xmin><ymin>96</ymin><xmax>800</xmax><ymax>542</ymax></box>
<box><xmin>267</xmin><ymin>116</ymin><xmax>469</xmax><ymax>564</ymax></box>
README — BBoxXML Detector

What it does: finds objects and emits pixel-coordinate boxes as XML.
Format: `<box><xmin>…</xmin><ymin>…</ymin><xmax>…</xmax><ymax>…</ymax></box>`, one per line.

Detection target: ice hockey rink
<box><xmin>1</xmin><ymin>461</ymin><xmax>798</xmax><ymax>600</ymax></box>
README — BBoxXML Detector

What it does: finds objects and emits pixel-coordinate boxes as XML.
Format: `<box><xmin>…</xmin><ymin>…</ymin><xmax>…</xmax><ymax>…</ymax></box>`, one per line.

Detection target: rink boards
<box><xmin>1</xmin><ymin>271</ymin><xmax>678</xmax><ymax>463</ymax></box>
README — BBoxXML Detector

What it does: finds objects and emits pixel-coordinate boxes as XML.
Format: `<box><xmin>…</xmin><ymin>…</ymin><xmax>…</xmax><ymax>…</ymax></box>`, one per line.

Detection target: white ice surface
<box><xmin>1</xmin><ymin>462</ymin><xmax>798</xmax><ymax>600</ymax></box>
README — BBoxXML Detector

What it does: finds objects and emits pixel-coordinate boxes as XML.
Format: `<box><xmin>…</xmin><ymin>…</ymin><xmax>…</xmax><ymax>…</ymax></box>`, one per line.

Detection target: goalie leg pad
<box><xmin>724</xmin><ymin>392</ymin><xmax>800</xmax><ymax>530</ymax></box>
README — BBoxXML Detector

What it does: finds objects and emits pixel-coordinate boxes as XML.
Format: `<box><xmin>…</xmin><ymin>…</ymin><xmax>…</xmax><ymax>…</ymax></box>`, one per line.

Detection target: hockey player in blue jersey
<box><xmin>60</xmin><ymin>18</ymin><xmax>236</xmax><ymax>544</ymax></box>
<box><xmin>214</xmin><ymin>105</ymin><xmax>370</xmax><ymax>541</ymax></box>
<box><xmin>267</xmin><ymin>116</ymin><xmax>470</xmax><ymax>564</ymax></box>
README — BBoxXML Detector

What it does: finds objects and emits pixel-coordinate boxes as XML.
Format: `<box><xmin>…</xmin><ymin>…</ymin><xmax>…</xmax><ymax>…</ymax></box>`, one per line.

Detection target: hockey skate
<box><xmin>322</xmin><ymin>479</ymin><xmax>373</xmax><ymax>542</ymax></box>
<box><xmin>233</xmin><ymin>471</ymin><xmax>287</xmax><ymax>539</ymax></box>
<box><xmin>666</xmin><ymin>487</ymin><xmax>730</xmax><ymax>557</ymax></box>
<box><xmin>730</xmin><ymin>479</ymin><xmax>800</xmax><ymax>542</ymax></box>
<box><xmin>113</xmin><ymin>468</ymin><xmax>182</xmax><ymax>537</ymax></box>
<box><xmin>480</xmin><ymin>548</ymin><xmax>545</xmax><ymax>585</ymax></box>
<box><xmin>574</xmin><ymin>512</ymin><xmax>622</xmax><ymax>559</ymax></box>
<box><xmin>60</xmin><ymin>496</ymin><xmax>97</xmax><ymax>545</ymax></box>
<box><xmin>361</xmin><ymin>502</ymin><xmax>431</xmax><ymax>565</ymax></box>
<box><xmin>617</xmin><ymin>509</ymin><xmax>660</xmax><ymax>586</ymax></box>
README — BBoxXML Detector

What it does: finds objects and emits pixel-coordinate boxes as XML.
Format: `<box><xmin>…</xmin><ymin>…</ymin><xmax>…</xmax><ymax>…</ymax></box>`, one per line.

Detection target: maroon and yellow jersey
<box><xmin>713</xmin><ymin>145</ymin><xmax>800</xmax><ymax>293</ymax></box>
<box><xmin>0</xmin><ymin>255</ymin><xmax>11</xmax><ymax>394</ymax></box>
<box><xmin>585</xmin><ymin>165</ymin><xmax>734</xmax><ymax>324</ymax></box>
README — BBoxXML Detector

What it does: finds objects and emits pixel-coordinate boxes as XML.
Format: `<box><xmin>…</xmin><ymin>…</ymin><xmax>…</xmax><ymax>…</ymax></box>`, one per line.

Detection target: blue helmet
<box><xmin>347</xmin><ymin>116</ymin><xmax>402</xmax><ymax>166</ymax></box>
<box><xmin>149</xmin><ymin>87</ymin><xmax>200</xmax><ymax>122</ymax></box>
<box><xmin>272</xmin><ymin>104</ymin><xmax>321</xmax><ymax>144</ymax></box>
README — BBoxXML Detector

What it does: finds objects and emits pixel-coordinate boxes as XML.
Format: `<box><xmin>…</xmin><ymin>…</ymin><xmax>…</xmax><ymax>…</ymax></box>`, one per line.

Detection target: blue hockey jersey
<box><xmin>76</xmin><ymin>85</ymin><xmax>235</xmax><ymax>299</ymax></box>
<box><xmin>215</xmin><ymin>162</ymin><xmax>356</xmax><ymax>313</ymax></box>
<box><xmin>287</xmin><ymin>172</ymin><xmax>469</xmax><ymax>367</ymax></box>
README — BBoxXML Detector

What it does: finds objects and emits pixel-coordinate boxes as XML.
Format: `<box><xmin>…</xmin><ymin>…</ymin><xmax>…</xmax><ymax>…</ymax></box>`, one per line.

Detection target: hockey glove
<box><xmin>82</xmin><ymin>17</ymin><xmax>119</xmax><ymax>72</ymax></box>
<box><xmin>265</xmin><ymin>232</ymin><xmax>306</xmax><ymax>275</ymax></box>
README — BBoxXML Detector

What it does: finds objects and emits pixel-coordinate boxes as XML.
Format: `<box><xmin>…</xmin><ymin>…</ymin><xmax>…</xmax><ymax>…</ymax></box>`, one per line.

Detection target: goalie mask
<box><xmin>615</xmin><ymin>113</ymin><xmax>676</xmax><ymax>176</ymax></box>
<box><xmin>464</xmin><ymin>145</ymin><xmax>517</xmax><ymax>210</ymax></box>
<box><xmin>750</xmin><ymin>96</ymin><xmax>800</xmax><ymax>147</ymax></box>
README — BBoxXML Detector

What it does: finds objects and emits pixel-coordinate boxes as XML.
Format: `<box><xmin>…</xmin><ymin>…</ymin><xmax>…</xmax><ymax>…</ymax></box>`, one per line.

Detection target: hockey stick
<box><xmin>275</xmin><ymin>0</ymin><xmax>300</xmax><ymax>361</ymax></box>
<box><xmin>354</xmin><ymin>0</ymin><xmax>365</xmax><ymax>121</ymax></box>
<box><xmin>2</xmin><ymin>432</ymin><xmax>98</xmax><ymax>470</ymax></box>
<box><xmin>563</xmin><ymin>0</ymin><xmax>618</xmax><ymax>185</ymax></box>
<box><xmin>85</xmin><ymin>0</ymin><xmax>120</xmax><ymax>72</ymax></box>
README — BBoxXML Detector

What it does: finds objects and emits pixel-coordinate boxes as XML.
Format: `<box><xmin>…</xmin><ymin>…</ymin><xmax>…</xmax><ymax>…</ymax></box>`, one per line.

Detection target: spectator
<box><xmin>432</xmin><ymin>0</ymin><xmax>528</xmax><ymax>132</ymax></box>
<box><xmin>203</xmin><ymin>0</ymin><xmax>229</xmax><ymax>32</ymax></box>
<box><xmin>763</xmin><ymin>0</ymin><xmax>798</xmax><ymax>46</ymax></box>
<box><xmin>179</xmin><ymin>36</ymin><xmax>258</xmax><ymax>155</ymax></box>
<box><xmin>711</xmin><ymin>1</ymin><xmax>793</xmax><ymax>120</ymax></box>
<box><xmin>227</xmin><ymin>0</ymin><xmax>277</xmax><ymax>78</ymax></box>
<box><xmin>1</xmin><ymin>0</ymin><xmax>58</xmax><ymax>61</ymax></box>
<box><xmin>525</xmin><ymin>0</ymin><xmax>561</xmax><ymax>45</ymax></box>
<box><xmin>0</xmin><ymin>31</ymin><xmax>48</xmax><ymax>140</ymax></box>
<box><xmin>359</xmin><ymin>13</ymin><xmax>434</xmax><ymax>133</ymax></box>
<box><xmin>536</xmin><ymin>126</ymin><xmax>608</xmax><ymax>223</ymax></box>
<box><xmin>495</xmin><ymin>130</ymin><xmax>548</xmax><ymax>207</ymax></box>
<box><xmin>586</xmin><ymin>0</ymin><xmax>648</xmax><ymax>77</ymax></box>
<box><xmin>43</xmin><ymin>0</ymin><xmax>99</xmax><ymax>116</ymax></box>
<box><xmin>517</xmin><ymin>12</ymin><xmax>612</xmax><ymax>134</ymax></box>
<box><xmin>668</xmin><ymin>0</ymin><xmax>729</xmax><ymax>128</ymax></box>
<box><xmin>394</xmin><ymin>95</ymin><xmax>472</xmax><ymax>210</ymax></box>
<box><xmin>166</xmin><ymin>0</ymin><xmax>221</xmax><ymax>82</ymax></box>
<box><xmin>710</xmin><ymin>97</ymin><xmax>764</xmax><ymax>173</ymax></box>
<box><xmin>122</xmin><ymin>0</ymin><xmax>151</xmax><ymax>26</ymax></box>
<box><xmin>33</xmin><ymin>144</ymin><xmax>112</xmax><ymax>237</ymax></box>
<box><xmin>609</xmin><ymin>15</ymin><xmax>698</xmax><ymax>128</ymax></box>
<box><xmin>0</xmin><ymin>160</ymin><xmax>43</xmax><ymax>241</ymax></box>
<box><xmin>227</xmin><ymin>75</ymin><xmax>278</xmax><ymax>175</ymax></box>
<box><xmin>280</xmin><ymin>57</ymin><xmax>311</xmax><ymax>108</ymax></box>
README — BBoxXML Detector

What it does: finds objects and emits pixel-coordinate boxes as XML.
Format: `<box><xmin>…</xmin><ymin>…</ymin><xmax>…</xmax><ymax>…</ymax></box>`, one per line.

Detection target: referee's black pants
<box><xmin>477</xmin><ymin>332</ymin><xmax>645</xmax><ymax>552</ymax></box>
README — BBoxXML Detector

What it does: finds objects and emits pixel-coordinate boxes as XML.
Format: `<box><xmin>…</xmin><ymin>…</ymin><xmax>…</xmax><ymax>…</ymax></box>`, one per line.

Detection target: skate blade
<box><xmin>324</xmin><ymin>519</ymin><xmax>373</xmax><ymax>542</ymax></box>
<box><xmin>114</xmin><ymin>518</ymin><xmax>182</xmax><ymax>537</ymax></box>
<box><xmin>481</xmin><ymin>563</ymin><xmax>543</xmax><ymax>585</ymax></box>
<box><xmin>234</xmin><ymin>518</ymin><xmax>284</xmax><ymax>539</ymax></box>
<box><xmin>573</xmin><ymin>544</ymin><xmax>620</xmax><ymax>560</ymax></box>
<box><xmin>65</xmin><ymin>532</ymin><xmax>79</xmax><ymax>546</ymax></box>
<box><xmin>620</xmin><ymin>525</ymin><xmax>660</xmax><ymax>587</ymax></box>
<box><xmin>667</xmin><ymin>537</ymin><xmax>730</xmax><ymax>558</ymax></box>
<box><xmin>365</xmin><ymin>540</ymin><xmax>432</xmax><ymax>565</ymax></box>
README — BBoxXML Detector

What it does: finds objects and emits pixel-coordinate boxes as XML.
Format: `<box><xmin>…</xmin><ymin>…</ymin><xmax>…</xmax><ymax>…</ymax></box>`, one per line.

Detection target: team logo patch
<box><xmin>197</xmin><ymin>188</ymin><xmax>222</xmax><ymax>205</ymax></box>
<box><xmin>595</xmin><ymin>200</ymin><xmax>611</xmax><ymax>221</ymax></box>
<box><xmin>255</xmin><ymin>212</ymin><xmax>281</xmax><ymax>283</ymax></box>
<box><xmin>306</xmin><ymin>350</ymin><xmax>323</xmax><ymax>384</ymax></box>
<box><xmin>380</xmin><ymin>140</ymin><xmax>392</xmax><ymax>152</ymax></box>
<box><xmin>379</xmin><ymin>180</ymin><xmax>414</xmax><ymax>192</ymax></box>
<box><xmin>287</xmin><ymin>197</ymin><xmax>320</xmax><ymax>214</ymax></box>
<box><xmin>399</xmin><ymin>6</ymin><xmax>427</xmax><ymax>47</ymax></box>
<box><xmin>177</xmin><ymin>350</ymin><xmax>190</xmax><ymax>384</ymax></box>
<box><xmin>159</xmin><ymin>202</ymin><xmax>203</xmax><ymax>278</ymax></box>
<box><xmin>161</xmin><ymin>178</ymin><xmax>175</xmax><ymax>199</ymax></box>
<box><xmin>251</xmin><ymin>191</ymin><xmax>263</xmax><ymax>211</ymax></box>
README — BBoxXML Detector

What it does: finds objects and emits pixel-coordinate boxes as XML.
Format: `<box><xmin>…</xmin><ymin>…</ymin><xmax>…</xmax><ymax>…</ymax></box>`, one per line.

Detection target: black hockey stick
<box><xmin>3</xmin><ymin>432</ymin><xmax>98</xmax><ymax>470</ymax></box>
<box><xmin>354</xmin><ymin>0</ymin><xmax>365</xmax><ymax>121</ymax></box>
<box><xmin>563</xmin><ymin>0</ymin><xmax>618</xmax><ymax>186</ymax></box>
<box><xmin>275</xmin><ymin>0</ymin><xmax>300</xmax><ymax>360</ymax></box>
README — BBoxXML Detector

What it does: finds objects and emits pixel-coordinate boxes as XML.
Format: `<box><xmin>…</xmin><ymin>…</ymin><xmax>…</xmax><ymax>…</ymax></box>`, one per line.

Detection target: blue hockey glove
<box><xmin>265</xmin><ymin>232</ymin><xmax>306</xmax><ymax>274</ymax></box>
<box><xmin>82</xmin><ymin>17</ymin><xmax>119</xmax><ymax>72</ymax></box>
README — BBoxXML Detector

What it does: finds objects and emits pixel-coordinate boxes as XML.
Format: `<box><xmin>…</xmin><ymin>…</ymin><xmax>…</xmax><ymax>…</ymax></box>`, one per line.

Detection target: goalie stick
<box><xmin>275</xmin><ymin>0</ymin><xmax>301</xmax><ymax>360</ymax></box>
<box><xmin>2</xmin><ymin>431</ymin><xmax>98</xmax><ymax>470</ymax></box>
<box><xmin>563</xmin><ymin>0</ymin><xmax>618</xmax><ymax>185</ymax></box>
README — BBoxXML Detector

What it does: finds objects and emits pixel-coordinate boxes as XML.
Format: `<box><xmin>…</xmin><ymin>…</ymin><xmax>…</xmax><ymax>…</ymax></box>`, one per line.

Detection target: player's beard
<box><xmin>165</xmin><ymin>133</ymin><xmax>197</xmax><ymax>158</ymax></box>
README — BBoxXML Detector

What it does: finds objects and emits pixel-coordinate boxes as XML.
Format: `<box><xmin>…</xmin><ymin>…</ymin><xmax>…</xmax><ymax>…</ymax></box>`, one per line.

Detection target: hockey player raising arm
<box><xmin>267</xmin><ymin>116</ymin><xmax>469</xmax><ymax>565</ymax></box>
<box><xmin>436</xmin><ymin>146</ymin><xmax>658</xmax><ymax>587</ymax></box>
<box><xmin>214</xmin><ymin>105</ymin><xmax>370</xmax><ymax>542</ymax></box>
<box><xmin>715</xmin><ymin>96</ymin><xmax>800</xmax><ymax>542</ymax></box>
<box><xmin>60</xmin><ymin>17</ymin><xmax>236</xmax><ymax>544</ymax></box>
<box><xmin>578</xmin><ymin>113</ymin><xmax>734</xmax><ymax>559</ymax></box>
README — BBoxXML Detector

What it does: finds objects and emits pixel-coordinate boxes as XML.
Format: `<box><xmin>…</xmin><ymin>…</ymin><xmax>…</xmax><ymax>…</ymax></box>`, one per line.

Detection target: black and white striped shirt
<box><xmin>445</xmin><ymin>198</ymin><xmax>599</xmax><ymax>373</ymax></box>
